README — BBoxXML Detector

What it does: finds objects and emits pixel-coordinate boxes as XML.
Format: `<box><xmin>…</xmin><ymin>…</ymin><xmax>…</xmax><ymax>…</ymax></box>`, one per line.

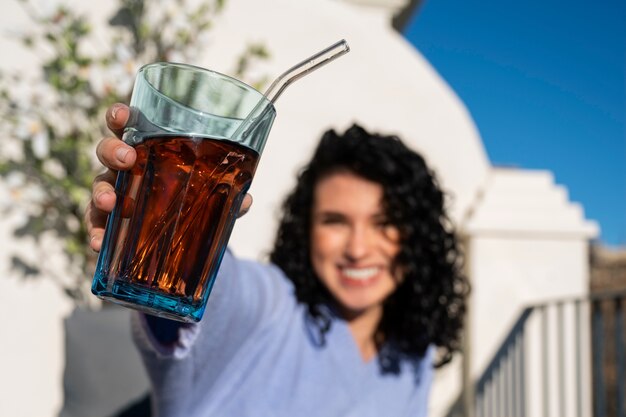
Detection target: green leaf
<box><xmin>22</xmin><ymin>36</ymin><xmax>34</xmax><ymax>47</ymax></box>
<box><xmin>11</xmin><ymin>256</ymin><xmax>40</xmax><ymax>278</ymax></box>
<box><xmin>14</xmin><ymin>215</ymin><xmax>46</xmax><ymax>238</ymax></box>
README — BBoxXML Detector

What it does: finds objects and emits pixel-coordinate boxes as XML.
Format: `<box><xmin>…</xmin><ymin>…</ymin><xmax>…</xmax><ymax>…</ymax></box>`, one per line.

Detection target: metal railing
<box><xmin>591</xmin><ymin>292</ymin><xmax>626</xmax><ymax>417</ymax></box>
<box><xmin>474</xmin><ymin>309</ymin><xmax>530</xmax><ymax>417</ymax></box>
<box><xmin>469</xmin><ymin>290</ymin><xmax>626</xmax><ymax>417</ymax></box>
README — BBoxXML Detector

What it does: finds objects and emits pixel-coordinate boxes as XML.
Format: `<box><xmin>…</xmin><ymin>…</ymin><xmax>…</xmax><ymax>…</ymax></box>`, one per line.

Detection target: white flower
<box><xmin>22</xmin><ymin>183</ymin><xmax>47</xmax><ymax>205</ymax></box>
<box><xmin>66</xmin><ymin>215</ymin><xmax>80</xmax><ymax>233</ymax></box>
<box><xmin>114</xmin><ymin>44</ymin><xmax>134</xmax><ymax>63</ymax></box>
<box><xmin>167</xmin><ymin>50</ymin><xmax>186</xmax><ymax>63</ymax></box>
<box><xmin>107</xmin><ymin>61</ymin><xmax>136</xmax><ymax>97</ymax></box>
<box><xmin>36</xmin><ymin>0</ymin><xmax>63</xmax><ymax>19</ymax></box>
<box><xmin>169</xmin><ymin>8</ymin><xmax>188</xmax><ymax>33</ymax></box>
<box><xmin>31</xmin><ymin>126</ymin><xmax>50</xmax><ymax>159</ymax></box>
<box><xmin>15</xmin><ymin>115</ymin><xmax>36</xmax><ymax>140</ymax></box>
<box><xmin>6</xmin><ymin>176</ymin><xmax>46</xmax><ymax>206</ymax></box>
<box><xmin>42</xmin><ymin>159</ymin><xmax>66</xmax><ymax>179</ymax></box>
<box><xmin>73</xmin><ymin>92</ymin><xmax>96</xmax><ymax>109</ymax></box>
<box><xmin>43</xmin><ymin>107</ymin><xmax>72</xmax><ymax>138</ymax></box>
<box><xmin>0</xmin><ymin>182</ymin><xmax>12</xmax><ymax>210</ymax></box>
<box><xmin>88</xmin><ymin>64</ymin><xmax>107</xmax><ymax>97</ymax></box>
<box><xmin>0</xmin><ymin>137</ymin><xmax>25</xmax><ymax>162</ymax></box>
<box><xmin>6</xmin><ymin>171</ymin><xmax>26</xmax><ymax>189</ymax></box>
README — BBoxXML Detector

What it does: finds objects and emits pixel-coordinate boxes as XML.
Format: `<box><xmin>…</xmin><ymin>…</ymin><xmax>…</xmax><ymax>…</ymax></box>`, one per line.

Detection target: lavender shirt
<box><xmin>132</xmin><ymin>251</ymin><xmax>434</xmax><ymax>417</ymax></box>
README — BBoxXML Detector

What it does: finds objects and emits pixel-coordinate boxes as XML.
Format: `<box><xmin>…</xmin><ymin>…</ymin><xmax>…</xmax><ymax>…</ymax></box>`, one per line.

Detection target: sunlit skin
<box><xmin>310</xmin><ymin>172</ymin><xmax>402</xmax><ymax>360</ymax></box>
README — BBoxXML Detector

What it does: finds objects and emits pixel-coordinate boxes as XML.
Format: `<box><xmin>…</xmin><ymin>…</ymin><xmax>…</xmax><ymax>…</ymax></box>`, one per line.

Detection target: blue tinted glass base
<box><xmin>91</xmin><ymin>277</ymin><xmax>204</xmax><ymax>323</ymax></box>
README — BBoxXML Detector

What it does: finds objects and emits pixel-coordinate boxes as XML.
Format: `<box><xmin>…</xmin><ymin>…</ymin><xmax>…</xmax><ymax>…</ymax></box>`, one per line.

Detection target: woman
<box><xmin>87</xmin><ymin>103</ymin><xmax>468</xmax><ymax>417</ymax></box>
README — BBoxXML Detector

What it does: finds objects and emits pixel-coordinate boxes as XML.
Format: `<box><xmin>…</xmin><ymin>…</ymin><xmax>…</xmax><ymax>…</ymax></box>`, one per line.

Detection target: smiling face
<box><xmin>310</xmin><ymin>171</ymin><xmax>402</xmax><ymax>320</ymax></box>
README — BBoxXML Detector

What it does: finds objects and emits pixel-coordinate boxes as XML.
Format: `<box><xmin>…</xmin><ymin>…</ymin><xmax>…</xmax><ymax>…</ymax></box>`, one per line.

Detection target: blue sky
<box><xmin>404</xmin><ymin>0</ymin><xmax>625</xmax><ymax>247</ymax></box>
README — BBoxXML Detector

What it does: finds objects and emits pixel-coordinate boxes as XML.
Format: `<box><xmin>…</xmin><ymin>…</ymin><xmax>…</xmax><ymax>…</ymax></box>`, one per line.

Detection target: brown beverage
<box><xmin>103</xmin><ymin>135</ymin><xmax>258</xmax><ymax>303</ymax></box>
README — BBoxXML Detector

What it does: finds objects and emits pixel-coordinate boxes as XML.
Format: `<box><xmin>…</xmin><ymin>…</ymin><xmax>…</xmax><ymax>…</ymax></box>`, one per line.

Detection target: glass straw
<box><xmin>233</xmin><ymin>39</ymin><xmax>350</xmax><ymax>139</ymax></box>
<box><xmin>264</xmin><ymin>39</ymin><xmax>350</xmax><ymax>104</ymax></box>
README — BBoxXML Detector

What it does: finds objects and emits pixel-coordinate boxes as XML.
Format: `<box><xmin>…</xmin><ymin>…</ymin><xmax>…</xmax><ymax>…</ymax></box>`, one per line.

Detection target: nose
<box><xmin>344</xmin><ymin>225</ymin><xmax>372</xmax><ymax>261</ymax></box>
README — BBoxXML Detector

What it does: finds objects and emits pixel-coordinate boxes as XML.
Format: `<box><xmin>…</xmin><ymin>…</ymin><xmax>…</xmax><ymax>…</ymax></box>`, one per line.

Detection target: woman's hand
<box><xmin>84</xmin><ymin>103</ymin><xmax>252</xmax><ymax>252</ymax></box>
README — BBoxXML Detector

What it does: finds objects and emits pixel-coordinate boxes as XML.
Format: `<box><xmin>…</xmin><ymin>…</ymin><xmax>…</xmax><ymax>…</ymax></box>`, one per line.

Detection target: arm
<box><xmin>144</xmin><ymin>315</ymin><xmax>182</xmax><ymax>345</ymax></box>
<box><xmin>129</xmin><ymin>249</ymin><xmax>294</xmax><ymax>416</ymax></box>
<box><xmin>132</xmin><ymin>248</ymin><xmax>294</xmax><ymax>358</ymax></box>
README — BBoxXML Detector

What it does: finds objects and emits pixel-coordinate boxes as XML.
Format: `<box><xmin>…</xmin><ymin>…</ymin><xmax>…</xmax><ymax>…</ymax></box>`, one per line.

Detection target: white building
<box><xmin>0</xmin><ymin>0</ymin><xmax>598</xmax><ymax>416</ymax></box>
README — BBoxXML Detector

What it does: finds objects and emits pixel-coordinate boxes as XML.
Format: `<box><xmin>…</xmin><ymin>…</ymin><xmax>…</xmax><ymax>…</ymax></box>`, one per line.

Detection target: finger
<box><xmin>85</xmin><ymin>201</ymin><xmax>108</xmax><ymax>252</ymax></box>
<box><xmin>106</xmin><ymin>103</ymin><xmax>130</xmax><ymax>138</ymax></box>
<box><xmin>92</xmin><ymin>169</ymin><xmax>118</xmax><ymax>213</ymax></box>
<box><xmin>96</xmin><ymin>136</ymin><xmax>137</xmax><ymax>171</ymax></box>
<box><xmin>237</xmin><ymin>194</ymin><xmax>252</xmax><ymax>218</ymax></box>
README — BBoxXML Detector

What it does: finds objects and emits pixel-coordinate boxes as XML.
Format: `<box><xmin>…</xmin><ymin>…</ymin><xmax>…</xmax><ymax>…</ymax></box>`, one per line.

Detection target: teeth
<box><xmin>341</xmin><ymin>267</ymin><xmax>379</xmax><ymax>280</ymax></box>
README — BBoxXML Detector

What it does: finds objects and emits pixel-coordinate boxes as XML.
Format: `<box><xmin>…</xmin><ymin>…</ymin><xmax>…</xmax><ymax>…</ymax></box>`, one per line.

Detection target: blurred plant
<box><xmin>0</xmin><ymin>0</ymin><xmax>269</xmax><ymax>303</ymax></box>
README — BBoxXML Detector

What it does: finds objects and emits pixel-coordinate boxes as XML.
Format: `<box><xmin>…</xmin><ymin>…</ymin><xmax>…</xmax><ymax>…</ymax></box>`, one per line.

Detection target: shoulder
<box><xmin>228</xmin><ymin>254</ymin><xmax>296</xmax><ymax>298</ymax></box>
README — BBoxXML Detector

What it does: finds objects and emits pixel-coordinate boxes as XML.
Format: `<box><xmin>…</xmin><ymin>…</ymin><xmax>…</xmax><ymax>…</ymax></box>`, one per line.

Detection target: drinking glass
<box><xmin>91</xmin><ymin>62</ymin><xmax>276</xmax><ymax>322</ymax></box>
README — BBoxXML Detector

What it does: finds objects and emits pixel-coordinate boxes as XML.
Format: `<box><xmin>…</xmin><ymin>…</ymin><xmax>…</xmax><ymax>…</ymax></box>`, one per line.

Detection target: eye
<box><xmin>373</xmin><ymin>217</ymin><xmax>400</xmax><ymax>241</ymax></box>
<box><xmin>372</xmin><ymin>216</ymin><xmax>392</xmax><ymax>229</ymax></box>
<box><xmin>315</xmin><ymin>212</ymin><xmax>346</xmax><ymax>225</ymax></box>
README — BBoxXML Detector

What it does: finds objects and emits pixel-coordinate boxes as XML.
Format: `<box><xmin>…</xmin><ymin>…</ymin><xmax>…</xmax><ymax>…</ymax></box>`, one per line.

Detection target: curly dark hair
<box><xmin>269</xmin><ymin>124</ymin><xmax>469</xmax><ymax>370</ymax></box>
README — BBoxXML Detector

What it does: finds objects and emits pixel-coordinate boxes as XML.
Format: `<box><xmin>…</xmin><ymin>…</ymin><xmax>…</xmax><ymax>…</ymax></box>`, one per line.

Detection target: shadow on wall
<box><xmin>59</xmin><ymin>304</ymin><xmax>151</xmax><ymax>417</ymax></box>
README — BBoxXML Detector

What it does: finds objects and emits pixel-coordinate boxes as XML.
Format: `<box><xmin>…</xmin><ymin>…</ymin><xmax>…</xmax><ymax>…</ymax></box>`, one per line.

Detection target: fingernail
<box><xmin>94</xmin><ymin>191</ymin><xmax>108</xmax><ymax>204</ymax></box>
<box><xmin>89</xmin><ymin>235</ymin><xmax>101</xmax><ymax>251</ymax></box>
<box><xmin>111</xmin><ymin>105</ymin><xmax>121</xmax><ymax>120</ymax></box>
<box><xmin>116</xmin><ymin>147</ymin><xmax>130</xmax><ymax>163</ymax></box>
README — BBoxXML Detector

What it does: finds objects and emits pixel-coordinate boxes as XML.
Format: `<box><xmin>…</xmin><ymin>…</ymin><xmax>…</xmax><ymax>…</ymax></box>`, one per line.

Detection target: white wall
<box><xmin>0</xmin><ymin>209</ymin><xmax>74</xmax><ymax>416</ymax></box>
